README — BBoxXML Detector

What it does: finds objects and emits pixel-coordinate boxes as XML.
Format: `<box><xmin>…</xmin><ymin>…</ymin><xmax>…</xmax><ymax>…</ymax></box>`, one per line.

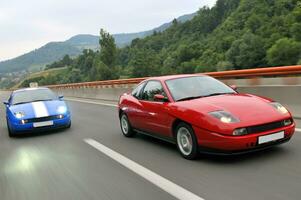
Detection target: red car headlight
<box><xmin>209</xmin><ymin>111</ymin><xmax>240</xmax><ymax>123</ymax></box>
<box><xmin>270</xmin><ymin>102</ymin><xmax>288</xmax><ymax>114</ymax></box>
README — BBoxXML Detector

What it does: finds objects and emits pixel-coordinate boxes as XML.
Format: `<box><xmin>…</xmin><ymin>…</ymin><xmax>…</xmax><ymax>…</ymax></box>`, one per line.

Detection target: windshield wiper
<box><xmin>177</xmin><ymin>92</ymin><xmax>236</xmax><ymax>102</ymax></box>
<box><xmin>177</xmin><ymin>95</ymin><xmax>204</xmax><ymax>102</ymax></box>
<box><xmin>31</xmin><ymin>99</ymin><xmax>53</xmax><ymax>102</ymax></box>
<box><xmin>13</xmin><ymin>101</ymin><xmax>31</xmax><ymax>105</ymax></box>
<box><xmin>202</xmin><ymin>92</ymin><xmax>236</xmax><ymax>97</ymax></box>
<box><xmin>13</xmin><ymin>99</ymin><xmax>53</xmax><ymax>105</ymax></box>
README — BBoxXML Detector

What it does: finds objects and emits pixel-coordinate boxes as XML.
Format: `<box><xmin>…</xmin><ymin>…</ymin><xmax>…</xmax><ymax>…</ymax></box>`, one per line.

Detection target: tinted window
<box><xmin>132</xmin><ymin>82</ymin><xmax>146</xmax><ymax>99</ymax></box>
<box><xmin>166</xmin><ymin>76</ymin><xmax>236</xmax><ymax>101</ymax></box>
<box><xmin>12</xmin><ymin>89</ymin><xmax>58</xmax><ymax>105</ymax></box>
<box><xmin>141</xmin><ymin>81</ymin><xmax>166</xmax><ymax>101</ymax></box>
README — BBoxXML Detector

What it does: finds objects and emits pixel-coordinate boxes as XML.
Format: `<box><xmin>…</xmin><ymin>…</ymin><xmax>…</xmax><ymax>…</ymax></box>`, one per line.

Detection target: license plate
<box><xmin>258</xmin><ymin>131</ymin><xmax>284</xmax><ymax>144</ymax></box>
<box><xmin>33</xmin><ymin>121</ymin><xmax>54</xmax><ymax>128</ymax></box>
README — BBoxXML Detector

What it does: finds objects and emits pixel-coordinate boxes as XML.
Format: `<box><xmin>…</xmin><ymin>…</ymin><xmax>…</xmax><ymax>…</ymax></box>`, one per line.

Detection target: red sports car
<box><xmin>118</xmin><ymin>75</ymin><xmax>295</xmax><ymax>159</ymax></box>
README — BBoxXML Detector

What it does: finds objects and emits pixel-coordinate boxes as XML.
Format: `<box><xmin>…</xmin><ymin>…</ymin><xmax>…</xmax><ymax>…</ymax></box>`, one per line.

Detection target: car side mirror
<box><xmin>58</xmin><ymin>95</ymin><xmax>64</xmax><ymax>99</ymax></box>
<box><xmin>154</xmin><ymin>94</ymin><xmax>168</xmax><ymax>102</ymax></box>
<box><xmin>3</xmin><ymin>101</ymin><xmax>9</xmax><ymax>106</ymax></box>
<box><xmin>230</xmin><ymin>85</ymin><xmax>238</xmax><ymax>91</ymax></box>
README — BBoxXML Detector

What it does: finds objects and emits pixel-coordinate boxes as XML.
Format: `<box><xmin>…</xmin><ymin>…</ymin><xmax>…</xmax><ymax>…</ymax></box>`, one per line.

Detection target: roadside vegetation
<box><xmin>18</xmin><ymin>0</ymin><xmax>301</xmax><ymax>87</ymax></box>
<box><xmin>17</xmin><ymin>67</ymin><xmax>68</xmax><ymax>88</ymax></box>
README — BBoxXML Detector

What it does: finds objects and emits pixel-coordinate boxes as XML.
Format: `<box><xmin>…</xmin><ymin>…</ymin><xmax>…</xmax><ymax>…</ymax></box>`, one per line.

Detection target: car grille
<box><xmin>247</xmin><ymin>120</ymin><xmax>288</xmax><ymax>134</ymax></box>
<box><xmin>26</xmin><ymin>116</ymin><xmax>59</xmax><ymax>123</ymax></box>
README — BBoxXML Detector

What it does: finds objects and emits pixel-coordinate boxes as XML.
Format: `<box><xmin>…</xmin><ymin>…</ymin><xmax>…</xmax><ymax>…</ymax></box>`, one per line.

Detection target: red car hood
<box><xmin>170</xmin><ymin>94</ymin><xmax>291</xmax><ymax>133</ymax></box>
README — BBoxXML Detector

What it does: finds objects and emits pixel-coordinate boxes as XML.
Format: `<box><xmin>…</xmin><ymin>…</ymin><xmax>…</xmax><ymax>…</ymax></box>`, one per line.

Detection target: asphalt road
<box><xmin>0</xmin><ymin>92</ymin><xmax>300</xmax><ymax>200</ymax></box>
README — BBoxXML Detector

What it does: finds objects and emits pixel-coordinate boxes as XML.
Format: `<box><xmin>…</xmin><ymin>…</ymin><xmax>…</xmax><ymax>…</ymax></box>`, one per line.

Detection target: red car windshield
<box><xmin>166</xmin><ymin>76</ymin><xmax>236</xmax><ymax>101</ymax></box>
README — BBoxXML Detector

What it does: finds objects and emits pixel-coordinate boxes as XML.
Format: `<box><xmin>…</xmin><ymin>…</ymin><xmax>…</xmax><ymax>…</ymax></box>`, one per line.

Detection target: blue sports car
<box><xmin>3</xmin><ymin>87</ymin><xmax>71</xmax><ymax>137</ymax></box>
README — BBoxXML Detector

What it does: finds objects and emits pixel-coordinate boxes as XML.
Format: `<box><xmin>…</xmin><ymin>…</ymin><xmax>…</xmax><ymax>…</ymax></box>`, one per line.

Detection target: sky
<box><xmin>0</xmin><ymin>0</ymin><xmax>217</xmax><ymax>61</ymax></box>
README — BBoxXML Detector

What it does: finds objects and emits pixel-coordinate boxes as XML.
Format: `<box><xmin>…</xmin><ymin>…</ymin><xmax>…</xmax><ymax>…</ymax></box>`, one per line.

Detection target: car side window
<box><xmin>141</xmin><ymin>81</ymin><xmax>166</xmax><ymax>101</ymax></box>
<box><xmin>132</xmin><ymin>82</ymin><xmax>146</xmax><ymax>100</ymax></box>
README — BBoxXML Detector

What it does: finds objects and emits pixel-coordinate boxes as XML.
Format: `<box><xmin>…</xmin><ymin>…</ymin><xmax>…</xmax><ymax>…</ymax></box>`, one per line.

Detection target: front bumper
<box><xmin>10</xmin><ymin>115</ymin><xmax>71</xmax><ymax>133</ymax></box>
<box><xmin>193</xmin><ymin>123</ymin><xmax>295</xmax><ymax>154</ymax></box>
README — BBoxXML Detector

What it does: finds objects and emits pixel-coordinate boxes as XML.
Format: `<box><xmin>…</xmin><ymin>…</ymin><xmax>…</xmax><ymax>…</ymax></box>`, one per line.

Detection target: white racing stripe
<box><xmin>84</xmin><ymin>138</ymin><xmax>205</xmax><ymax>200</ymax></box>
<box><xmin>66</xmin><ymin>98</ymin><xmax>117</xmax><ymax>107</ymax></box>
<box><xmin>32</xmin><ymin>101</ymin><xmax>49</xmax><ymax>117</ymax></box>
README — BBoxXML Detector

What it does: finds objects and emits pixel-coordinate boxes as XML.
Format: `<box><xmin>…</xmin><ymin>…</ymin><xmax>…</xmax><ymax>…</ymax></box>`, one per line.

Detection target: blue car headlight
<box><xmin>14</xmin><ymin>111</ymin><xmax>25</xmax><ymax>119</ymax></box>
<box><xmin>57</xmin><ymin>106</ymin><xmax>67</xmax><ymax>114</ymax></box>
<box><xmin>209</xmin><ymin>110</ymin><xmax>240</xmax><ymax>123</ymax></box>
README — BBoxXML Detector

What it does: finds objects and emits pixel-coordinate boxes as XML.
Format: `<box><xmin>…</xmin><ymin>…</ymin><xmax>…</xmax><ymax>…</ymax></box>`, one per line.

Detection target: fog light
<box><xmin>284</xmin><ymin>119</ymin><xmax>292</xmax><ymax>126</ymax></box>
<box><xmin>21</xmin><ymin>120</ymin><xmax>26</xmax><ymax>125</ymax></box>
<box><xmin>233</xmin><ymin>128</ymin><xmax>248</xmax><ymax>136</ymax></box>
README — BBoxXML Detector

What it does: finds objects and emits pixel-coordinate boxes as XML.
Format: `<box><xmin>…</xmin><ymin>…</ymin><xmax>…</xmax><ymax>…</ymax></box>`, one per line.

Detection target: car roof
<box><xmin>146</xmin><ymin>74</ymin><xmax>207</xmax><ymax>82</ymax></box>
<box><xmin>13</xmin><ymin>87</ymin><xmax>50</xmax><ymax>94</ymax></box>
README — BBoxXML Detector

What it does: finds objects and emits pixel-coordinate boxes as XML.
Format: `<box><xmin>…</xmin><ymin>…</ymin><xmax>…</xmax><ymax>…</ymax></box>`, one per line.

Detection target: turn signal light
<box><xmin>20</xmin><ymin>119</ymin><xmax>28</xmax><ymax>125</ymax></box>
<box><xmin>57</xmin><ymin>114</ymin><xmax>64</xmax><ymax>119</ymax></box>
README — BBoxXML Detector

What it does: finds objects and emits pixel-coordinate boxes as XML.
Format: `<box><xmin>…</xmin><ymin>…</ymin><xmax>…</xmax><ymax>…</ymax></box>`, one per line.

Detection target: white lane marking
<box><xmin>32</xmin><ymin>101</ymin><xmax>49</xmax><ymax>117</ymax></box>
<box><xmin>65</xmin><ymin>98</ymin><xmax>117</xmax><ymax>107</ymax></box>
<box><xmin>296</xmin><ymin>128</ymin><xmax>301</xmax><ymax>132</ymax></box>
<box><xmin>84</xmin><ymin>138</ymin><xmax>204</xmax><ymax>200</ymax></box>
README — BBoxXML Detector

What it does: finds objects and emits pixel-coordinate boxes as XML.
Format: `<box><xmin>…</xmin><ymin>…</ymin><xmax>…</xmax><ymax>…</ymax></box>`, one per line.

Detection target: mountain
<box><xmin>0</xmin><ymin>42</ymin><xmax>81</xmax><ymax>74</ymax></box>
<box><xmin>115</xmin><ymin>0</ymin><xmax>301</xmax><ymax>76</ymax></box>
<box><xmin>15</xmin><ymin>0</ymin><xmax>301</xmax><ymax>88</ymax></box>
<box><xmin>0</xmin><ymin>12</ymin><xmax>196</xmax><ymax>74</ymax></box>
<box><xmin>64</xmin><ymin>34</ymin><xmax>99</xmax><ymax>51</ymax></box>
<box><xmin>113</xmin><ymin>12</ymin><xmax>197</xmax><ymax>47</ymax></box>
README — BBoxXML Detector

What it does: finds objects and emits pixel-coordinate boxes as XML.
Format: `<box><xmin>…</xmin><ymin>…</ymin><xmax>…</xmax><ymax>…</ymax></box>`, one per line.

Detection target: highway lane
<box><xmin>1</xmin><ymin>91</ymin><xmax>301</xmax><ymax>200</ymax></box>
<box><xmin>0</xmin><ymin>92</ymin><xmax>174</xmax><ymax>200</ymax></box>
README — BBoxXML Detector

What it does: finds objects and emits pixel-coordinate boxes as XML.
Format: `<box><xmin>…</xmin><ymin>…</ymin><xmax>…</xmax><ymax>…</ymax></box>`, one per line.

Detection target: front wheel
<box><xmin>120</xmin><ymin>113</ymin><xmax>135</xmax><ymax>137</ymax></box>
<box><xmin>7</xmin><ymin>119</ymin><xmax>15</xmax><ymax>138</ymax></box>
<box><xmin>175</xmin><ymin>122</ymin><xmax>198</xmax><ymax>160</ymax></box>
<box><xmin>66</xmin><ymin>121</ymin><xmax>71</xmax><ymax>129</ymax></box>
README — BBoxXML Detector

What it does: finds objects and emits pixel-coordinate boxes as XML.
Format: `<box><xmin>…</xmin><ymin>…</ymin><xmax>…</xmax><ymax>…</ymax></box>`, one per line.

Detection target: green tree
<box><xmin>62</xmin><ymin>55</ymin><xmax>72</xmax><ymax>66</ymax></box>
<box><xmin>216</xmin><ymin>61</ymin><xmax>234</xmax><ymax>71</ymax></box>
<box><xmin>99</xmin><ymin>29</ymin><xmax>117</xmax><ymax>67</ymax></box>
<box><xmin>267</xmin><ymin>38</ymin><xmax>301</xmax><ymax>66</ymax></box>
<box><xmin>89</xmin><ymin>57</ymin><xmax>118</xmax><ymax>81</ymax></box>
<box><xmin>291</xmin><ymin>23</ymin><xmax>301</xmax><ymax>41</ymax></box>
<box><xmin>129</xmin><ymin>48</ymin><xmax>160</xmax><ymax>77</ymax></box>
<box><xmin>246</xmin><ymin>14</ymin><xmax>263</xmax><ymax>33</ymax></box>
<box><xmin>226</xmin><ymin>33</ymin><xmax>266</xmax><ymax>68</ymax></box>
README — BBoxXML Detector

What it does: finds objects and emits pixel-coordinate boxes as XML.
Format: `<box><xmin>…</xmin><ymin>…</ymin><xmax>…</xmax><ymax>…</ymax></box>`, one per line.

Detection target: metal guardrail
<box><xmin>47</xmin><ymin>65</ymin><xmax>301</xmax><ymax>89</ymax></box>
<box><xmin>207</xmin><ymin>65</ymin><xmax>301</xmax><ymax>78</ymax></box>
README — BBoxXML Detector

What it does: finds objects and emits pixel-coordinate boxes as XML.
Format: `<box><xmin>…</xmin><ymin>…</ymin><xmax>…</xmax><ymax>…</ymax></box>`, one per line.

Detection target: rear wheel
<box><xmin>120</xmin><ymin>113</ymin><xmax>135</xmax><ymax>137</ymax></box>
<box><xmin>175</xmin><ymin>122</ymin><xmax>198</xmax><ymax>160</ymax></box>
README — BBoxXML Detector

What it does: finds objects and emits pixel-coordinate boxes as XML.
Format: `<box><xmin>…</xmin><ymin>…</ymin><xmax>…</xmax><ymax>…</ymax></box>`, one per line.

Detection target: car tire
<box><xmin>175</xmin><ymin>122</ymin><xmax>198</xmax><ymax>160</ymax></box>
<box><xmin>120</xmin><ymin>113</ymin><xmax>135</xmax><ymax>137</ymax></box>
<box><xmin>66</xmin><ymin>121</ymin><xmax>71</xmax><ymax>129</ymax></box>
<box><xmin>6</xmin><ymin>119</ymin><xmax>15</xmax><ymax>138</ymax></box>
